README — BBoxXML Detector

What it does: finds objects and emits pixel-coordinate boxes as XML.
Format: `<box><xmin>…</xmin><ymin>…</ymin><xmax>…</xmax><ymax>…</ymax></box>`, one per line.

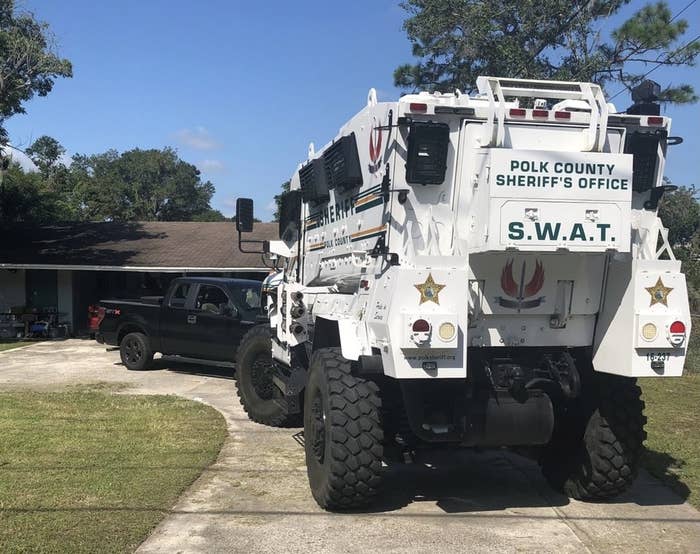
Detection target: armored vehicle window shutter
<box><xmin>624</xmin><ymin>129</ymin><xmax>667</xmax><ymax>193</ymax></box>
<box><xmin>279</xmin><ymin>190</ymin><xmax>302</xmax><ymax>239</ymax></box>
<box><xmin>323</xmin><ymin>133</ymin><xmax>363</xmax><ymax>191</ymax></box>
<box><xmin>299</xmin><ymin>158</ymin><xmax>330</xmax><ymax>205</ymax></box>
<box><xmin>406</xmin><ymin>122</ymin><xmax>450</xmax><ymax>185</ymax></box>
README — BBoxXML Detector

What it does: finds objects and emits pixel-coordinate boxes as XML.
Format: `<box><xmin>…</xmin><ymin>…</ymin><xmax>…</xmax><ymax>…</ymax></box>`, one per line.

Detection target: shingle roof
<box><xmin>0</xmin><ymin>221</ymin><xmax>278</xmax><ymax>270</ymax></box>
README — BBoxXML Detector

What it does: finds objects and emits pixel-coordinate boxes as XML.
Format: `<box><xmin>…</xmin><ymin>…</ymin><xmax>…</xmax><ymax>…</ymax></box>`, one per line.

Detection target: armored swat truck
<box><xmin>234</xmin><ymin>77</ymin><xmax>691</xmax><ymax>511</ymax></box>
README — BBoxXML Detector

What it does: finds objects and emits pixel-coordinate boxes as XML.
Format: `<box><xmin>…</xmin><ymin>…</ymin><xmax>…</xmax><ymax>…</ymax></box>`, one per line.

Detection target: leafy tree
<box><xmin>26</xmin><ymin>135</ymin><xmax>65</xmax><ymax>177</ymax></box>
<box><xmin>659</xmin><ymin>186</ymin><xmax>700</xmax><ymax>310</ymax></box>
<box><xmin>659</xmin><ymin>185</ymin><xmax>700</xmax><ymax>247</ymax></box>
<box><xmin>0</xmin><ymin>1</ymin><xmax>72</xmax><ymax>144</ymax></box>
<box><xmin>0</xmin><ymin>160</ymin><xmax>71</xmax><ymax>222</ymax></box>
<box><xmin>70</xmin><ymin>147</ymin><xmax>221</xmax><ymax>222</ymax></box>
<box><xmin>191</xmin><ymin>208</ymin><xmax>227</xmax><ymax>222</ymax></box>
<box><xmin>273</xmin><ymin>180</ymin><xmax>291</xmax><ymax>221</ymax></box>
<box><xmin>394</xmin><ymin>0</ymin><xmax>700</xmax><ymax>103</ymax></box>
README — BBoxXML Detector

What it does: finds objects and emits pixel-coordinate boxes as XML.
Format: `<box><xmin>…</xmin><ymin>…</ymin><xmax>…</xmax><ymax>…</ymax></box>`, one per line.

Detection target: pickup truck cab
<box><xmin>96</xmin><ymin>277</ymin><xmax>263</xmax><ymax>370</ymax></box>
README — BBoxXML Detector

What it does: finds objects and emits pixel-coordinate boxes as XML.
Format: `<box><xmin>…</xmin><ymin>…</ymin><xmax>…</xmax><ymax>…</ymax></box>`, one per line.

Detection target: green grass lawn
<box><xmin>641</xmin><ymin>323</ymin><xmax>700</xmax><ymax>508</ymax></box>
<box><xmin>0</xmin><ymin>390</ymin><xmax>227</xmax><ymax>553</ymax></box>
<box><xmin>0</xmin><ymin>341</ymin><xmax>30</xmax><ymax>352</ymax></box>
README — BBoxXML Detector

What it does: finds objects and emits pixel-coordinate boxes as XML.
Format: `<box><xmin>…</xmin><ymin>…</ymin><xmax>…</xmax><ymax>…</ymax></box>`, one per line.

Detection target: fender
<box><xmin>312</xmin><ymin>316</ymin><xmax>369</xmax><ymax>361</ymax></box>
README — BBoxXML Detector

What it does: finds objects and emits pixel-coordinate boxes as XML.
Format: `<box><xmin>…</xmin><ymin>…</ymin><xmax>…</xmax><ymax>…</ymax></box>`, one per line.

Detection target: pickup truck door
<box><xmin>160</xmin><ymin>282</ymin><xmax>201</xmax><ymax>357</ymax></box>
<box><xmin>186</xmin><ymin>284</ymin><xmax>241</xmax><ymax>361</ymax></box>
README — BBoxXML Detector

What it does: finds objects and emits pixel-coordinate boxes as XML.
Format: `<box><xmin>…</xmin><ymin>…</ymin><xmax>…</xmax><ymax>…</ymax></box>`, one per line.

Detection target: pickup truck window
<box><xmin>169</xmin><ymin>283</ymin><xmax>191</xmax><ymax>308</ymax></box>
<box><xmin>195</xmin><ymin>285</ymin><xmax>231</xmax><ymax>315</ymax></box>
<box><xmin>236</xmin><ymin>286</ymin><xmax>261</xmax><ymax>310</ymax></box>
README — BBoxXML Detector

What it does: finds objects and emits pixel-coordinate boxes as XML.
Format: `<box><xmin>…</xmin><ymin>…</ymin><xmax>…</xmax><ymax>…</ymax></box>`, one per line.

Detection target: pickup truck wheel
<box><xmin>120</xmin><ymin>332</ymin><xmax>153</xmax><ymax>371</ymax></box>
<box><xmin>235</xmin><ymin>325</ymin><xmax>299</xmax><ymax>427</ymax></box>
<box><xmin>304</xmin><ymin>348</ymin><xmax>384</xmax><ymax>511</ymax></box>
<box><xmin>541</xmin><ymin>373</ymin><xmax>646</xmax><ymax>500</ymax></box>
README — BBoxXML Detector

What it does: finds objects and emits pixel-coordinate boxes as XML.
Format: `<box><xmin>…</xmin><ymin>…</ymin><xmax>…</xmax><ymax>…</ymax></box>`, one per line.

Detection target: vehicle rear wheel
<box><xmin>235</xmin><ymin>325</ymin><xmax>299</xmax><ymax>427</ymax></box>
<box><xmin>304</xmin><ymin>348</ymin><xmax>383</xmax><ymax>511</ymax></box>
<box><xmin>541</xmin><ymin>372</ymin><xmax>646</xmax><ymax>500</ymax></box>
<box><xmin>119</xmin><ymin>332</ymin><xmax>153</xmax><ymax>370</ymax></box>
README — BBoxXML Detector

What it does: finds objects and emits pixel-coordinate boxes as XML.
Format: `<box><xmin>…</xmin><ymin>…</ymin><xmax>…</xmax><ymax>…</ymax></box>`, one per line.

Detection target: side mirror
<box><xmin>236</xmin><ymin>198</ymin><xmax>255</xmax><ymax>233</ymax></box>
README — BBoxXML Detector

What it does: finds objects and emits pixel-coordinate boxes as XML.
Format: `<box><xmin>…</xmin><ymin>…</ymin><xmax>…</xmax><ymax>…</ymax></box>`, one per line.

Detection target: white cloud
<box><xmin>1</xmin><ymin>146</ymin><xmax>37</xmax><ymax>172</ymax></box>
<box><xmin>174</xmin><ymin>126</ymin><xmax>220</xmax><ymax>150</ymax></box>
<box><xmin>198</xmin><ymin>159</ymin><xmax>226</xmax><ymax>173</ymax></box>
<box><xmin>221</xmin><ymin>197</ymin><xmax>237</xmax><ymax>217</ymax></box>
<box><xmin>265</xmin><ymin>199</ymin><xmax>276</xmax><ymax>213</ymax></box>
<box><xmin>1</xmin><ymin>146</ymin><xmax>74</xmax><ymax>172</ymax></box>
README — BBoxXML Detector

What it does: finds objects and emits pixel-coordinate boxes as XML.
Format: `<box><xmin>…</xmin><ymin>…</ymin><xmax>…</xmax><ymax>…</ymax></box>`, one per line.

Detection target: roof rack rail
<box><xmin>475</xmin><ymin>76</ymin><xmax>609</xmax><ymax>152</ymax></box>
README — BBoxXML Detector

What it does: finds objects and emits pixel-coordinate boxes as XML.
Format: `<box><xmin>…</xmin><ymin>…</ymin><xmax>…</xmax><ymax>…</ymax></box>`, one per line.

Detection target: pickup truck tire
<box><xmin>119</xmin><ymin>332</ymin><xmax>154</xmax><ymax>371</ymax></box>
<box><xmin>304</xmin><ymin>348</ymin><xmax>383</xmax><ymax>511</ymax></box>
<box><xmin>235</xmin><ymin>325</ymin><xmax>298</xmax><ymax>427</ymax></box>
<box><xmin>541</xmin><ymin>374</ymin><xmax>646</xmax><ymax>500</ymax></box>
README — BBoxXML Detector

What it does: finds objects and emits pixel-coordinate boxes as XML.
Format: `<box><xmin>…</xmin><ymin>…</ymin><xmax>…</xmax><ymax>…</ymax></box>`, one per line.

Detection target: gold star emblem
<box><xmin>414</xmin><ymin>273</ymin><xmax>446</xmax><ymax>305</ymax></box>
<box><xmin>645</xmin><ymin>277</ymin><xmax>673</xmax><ymax>307</ymax></box>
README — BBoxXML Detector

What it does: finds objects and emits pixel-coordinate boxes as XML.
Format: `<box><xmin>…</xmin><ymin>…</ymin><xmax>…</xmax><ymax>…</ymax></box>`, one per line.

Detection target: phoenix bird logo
<box><xmin>496</xmin><ymin>259</ymin><xmax>546</xmax><ymax>311</ymax></box>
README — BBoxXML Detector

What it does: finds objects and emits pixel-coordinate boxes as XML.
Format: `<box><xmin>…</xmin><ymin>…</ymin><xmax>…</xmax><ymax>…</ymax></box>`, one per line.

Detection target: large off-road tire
<box><xmin>235</xmin><ymin>325</ymin><xmax>298</xmax><ymax>427</ymax></box>
<box><xmin>304</xmin><ymin>348</ymin><xmax>383</xmax><ymax>511</ymax></box>
<box><xmin>541</xmin><ymin>373</ymin><xmax>647</xmax><ymax>500</ymax></box>
<box><xmin>119</xmin><ymin>332</ymin><xmax>153</xmax><ymax>370</ymax></box>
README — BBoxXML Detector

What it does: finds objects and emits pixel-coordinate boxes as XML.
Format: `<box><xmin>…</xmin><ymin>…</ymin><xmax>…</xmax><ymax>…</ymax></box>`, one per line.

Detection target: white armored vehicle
<box><xmin>235</xmin><ymin>77</ymin><xmax>691</xmax><ymax>510</ymax></box>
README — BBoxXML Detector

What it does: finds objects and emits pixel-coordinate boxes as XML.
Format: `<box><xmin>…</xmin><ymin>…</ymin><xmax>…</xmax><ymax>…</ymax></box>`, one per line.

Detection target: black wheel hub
<box><xmin>250</xmin><ymin>353</ymin><xmax>275</xmax><ymax>400</ymax></box>
<box><xmin>310</xmin><ymin>391</ymin><xmax>326</xmax><ymax>464</ymax></box>
<box><xmin>124</xmin><ymin>338</ymin><xmax>142</xmax><ymax>364</ymax></box>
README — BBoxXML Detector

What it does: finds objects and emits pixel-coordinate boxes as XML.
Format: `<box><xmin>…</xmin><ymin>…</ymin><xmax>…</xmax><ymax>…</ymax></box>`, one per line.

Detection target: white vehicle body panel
<box><xmin>268</xmin><ymin>77</ymin><xmax>690</xmax><ymax>380</ymax></box>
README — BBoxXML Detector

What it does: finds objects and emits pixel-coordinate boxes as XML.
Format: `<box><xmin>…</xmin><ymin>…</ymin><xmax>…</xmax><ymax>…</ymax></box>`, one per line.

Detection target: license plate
<box><xmin>646</xmin><ymin>352</ymin><xmax>670</xmax><ymax>362</ymax></box>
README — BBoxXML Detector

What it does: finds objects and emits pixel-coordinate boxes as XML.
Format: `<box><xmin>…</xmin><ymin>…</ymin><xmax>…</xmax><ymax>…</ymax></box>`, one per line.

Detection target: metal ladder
<box><xmin>476</xmin><ymin>76</ymin><xmax>610</xmax><ymax>152</ymax></box>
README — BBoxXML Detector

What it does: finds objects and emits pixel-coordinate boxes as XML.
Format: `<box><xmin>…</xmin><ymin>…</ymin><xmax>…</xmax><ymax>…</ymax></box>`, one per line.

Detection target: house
<box><xmin>0</xmin><ymin>221</ymin><xmax>277</xmax><ymax>336</ymax></box>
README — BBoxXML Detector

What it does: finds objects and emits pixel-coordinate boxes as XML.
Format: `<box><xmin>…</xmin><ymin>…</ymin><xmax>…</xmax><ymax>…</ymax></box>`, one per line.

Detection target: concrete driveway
<box><xmin>1</xmin><ymin>339</ymin><xmax>699</xmax><ymax>553</ymax></box>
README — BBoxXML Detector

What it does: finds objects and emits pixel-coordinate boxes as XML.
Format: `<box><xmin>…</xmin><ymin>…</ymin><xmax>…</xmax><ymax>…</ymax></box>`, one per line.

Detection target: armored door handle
<box><xmin>187</xmin><ymin>314</ymin><xmax>197</xmax><ymax>324</ymax></box>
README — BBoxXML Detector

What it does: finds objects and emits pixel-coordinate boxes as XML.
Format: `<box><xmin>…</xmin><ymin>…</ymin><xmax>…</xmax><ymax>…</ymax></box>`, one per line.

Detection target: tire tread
<box><xmin>307</xmin><ymin>348</ymin><xmax>383</xmax><ymax>510</ymax></box>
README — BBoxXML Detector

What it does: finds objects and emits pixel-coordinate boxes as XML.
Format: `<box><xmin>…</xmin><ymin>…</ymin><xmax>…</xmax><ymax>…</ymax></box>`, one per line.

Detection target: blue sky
<box><xmin>6</xmin><ymin>0</ymin><xmax>699</xmax><ymax>220</ymax></box>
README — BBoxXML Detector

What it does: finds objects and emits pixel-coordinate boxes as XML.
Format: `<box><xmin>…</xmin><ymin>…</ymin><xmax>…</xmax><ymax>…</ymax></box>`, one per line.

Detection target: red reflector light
<box><xmin>412</xmin><ymin>319</ymin><xmax>430</xmax><ymax>332</ymax></box>
<box><xmin>554</xmin><ymin>111</ymin><xmax>572</xmax><ymax>120</ymax></box>
<box><xmin>647</xmin><ymin>116</ymin><xmax>664</xmax><ymax>126</ymax></box>
<box><xmin>409</xmin><ymin>102</ymin><xmax>427</xmax><ymax>113</ymax></box>
<box><xmin>509</xmin><ymin>108</ymin><xmax>526</xmax><ymax>117</ymax></box>
<box><xmin>670</xmin><ymin>321</ymin><xmax>686</xmax><ymax>334</ymax></box>
<box><xmin>532</xmin><ymin>109</ymin><xmax>548</xmax><ymax>118</ymax></box>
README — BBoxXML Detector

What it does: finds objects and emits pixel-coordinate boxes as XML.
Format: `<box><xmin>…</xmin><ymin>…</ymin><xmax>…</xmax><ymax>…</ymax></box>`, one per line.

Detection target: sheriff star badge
<box><xmin>645</xmin><ymin>277</ymin><xmax>673</xmax><ymax>307</ymax></box>
<box><xmin>414</xmin><ymin>273</ymin><xmax>446</xmax><ymax>305</ymax></box>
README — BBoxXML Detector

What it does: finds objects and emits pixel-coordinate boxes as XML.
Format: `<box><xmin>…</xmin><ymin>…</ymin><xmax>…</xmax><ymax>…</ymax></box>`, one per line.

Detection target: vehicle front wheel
<box><xmin>541</xmin><ymin>372</ymin><xmax>646</xmax><ymax>500</ymax></box>
<box><xmin>235</xmin><ymin>325</ymin><xmax>299</xmax><ymax>427</ymax></box>
<box><xmin>304</xmin><ymin>348</ymin><xmax>384</xmax><ymax>511</ymax></box>
<box><xmin>119</xmin><ymin>332</ymin><xmax>153</xmax><ymax>370</ymax></box>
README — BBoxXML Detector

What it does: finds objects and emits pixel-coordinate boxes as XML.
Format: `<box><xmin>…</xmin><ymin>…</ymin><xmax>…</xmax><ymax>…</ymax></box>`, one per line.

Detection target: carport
<box><xmin>0</xmin><ymin>221</ymin><xmax>277</xmax><ymax>336</ymax></box>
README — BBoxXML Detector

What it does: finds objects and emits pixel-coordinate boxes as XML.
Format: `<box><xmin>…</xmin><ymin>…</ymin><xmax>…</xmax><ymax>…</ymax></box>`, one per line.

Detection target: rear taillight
<box><xmin>670</xmin><ymin>321</ymin><xmax>685</xmax><ymax>334</ymax></box>
<box><xmin>409</xmin><ymin>102</ymin><xmax>427</xmax><ymax>113</ymax></box>
<box><xmin>554</xmin><ymin>111</ymin><xmax>571</xmax><ymax>120</ymax></box>
<box><xmin>509</xmin><ymin>108</ymin><xmax>526</xmax><ymax>117</ymax></box>
<box><xmin>669</xmin><ymin>320</ymin><xmax>686</xmax><ymax>347</ymax></box>
<box><xmin>412</xmin><ymin>319</ymin><xmax>430</xmax><ymax>333</ymax></box>
<box><xmin>532</xmin><ymin>109</ymin><xmax>548</xmax><ymax>118</ymax></box>
<box><xmin>647</xmin><ymin>116</ymin><xmax>664</xmax><ymax>126</ymax></box>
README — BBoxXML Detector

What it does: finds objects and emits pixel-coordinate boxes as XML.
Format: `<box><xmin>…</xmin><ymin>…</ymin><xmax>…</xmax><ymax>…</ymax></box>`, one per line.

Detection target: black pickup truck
<box><xmin>96</xmin><ymin>277</ymin><xmax>263</xmax><ymax>370</ymax></box>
